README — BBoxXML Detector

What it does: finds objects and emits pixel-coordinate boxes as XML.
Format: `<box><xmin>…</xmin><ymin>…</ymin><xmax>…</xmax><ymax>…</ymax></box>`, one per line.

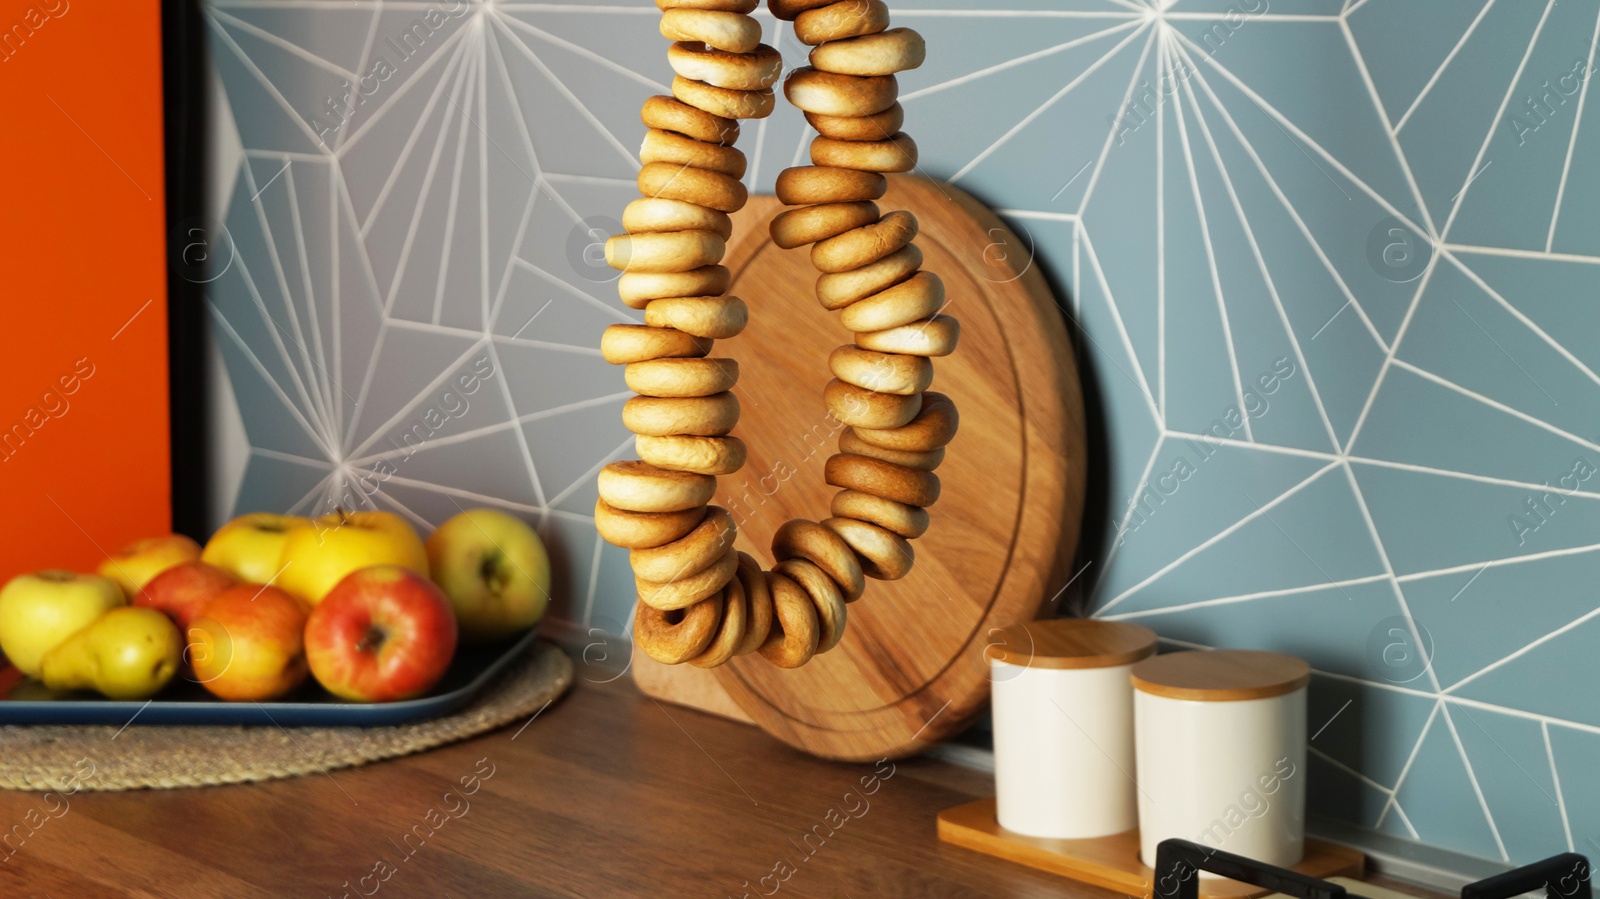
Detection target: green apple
<box><xmin>426</xmin><ymin>509</ymin><xmax>551</xmax><ymax>643</ymax></box>
<box><xmin>0</xmin><ymin>571</ymin><xmax>127</xmax><ymax>677</ymax></box>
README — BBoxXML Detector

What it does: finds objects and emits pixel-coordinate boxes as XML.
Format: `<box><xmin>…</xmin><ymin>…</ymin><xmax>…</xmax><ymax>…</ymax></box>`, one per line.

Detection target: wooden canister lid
<box><xmin>1131</xmin><ymin>650</ymin><xmax>1310</xmax><ymax>702</ymax></box>
<box><xmin>983</xmin><ymin>619</ymin><xmax>1158</xmax><ymax>670</ymax></box>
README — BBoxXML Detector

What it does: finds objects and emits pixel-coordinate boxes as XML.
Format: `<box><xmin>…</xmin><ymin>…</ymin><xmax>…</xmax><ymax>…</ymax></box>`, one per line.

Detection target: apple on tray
<box><xmin>98</xmin><ymin>534</ymin><xmax>202</xmax><ymax>600</ymax></box>
<box><xmin>426</xmin><ymin>508</ymin><xmax>551</xmax><ymax>643</ymax></box>
<box><xmin>277</xmin><ymin>510</ymin><xmax>429</xmax><ymax>606</ymax></box>
<box><xmin>0</xmin><ymin>571</ymin><xmax>127</xmax><ymax>677</ymax></box>
<box><xmin>135</xmin><ymin>560</ymin><xmax>238</xmax><ymax>630</ymax></box>
<box><xmin>202</xmin><ymin>513</ymin><xmax>308</xmax><ymax>584</ymax></box>
<box><xmin>188</xmin><ymin>584</ymin><xmax>311</xmax><ymax>701</ymax></box>
<box><xmin>305</xmin><ymin>566</ymin><xmax>458</xmax><ymax>703</ymax></box>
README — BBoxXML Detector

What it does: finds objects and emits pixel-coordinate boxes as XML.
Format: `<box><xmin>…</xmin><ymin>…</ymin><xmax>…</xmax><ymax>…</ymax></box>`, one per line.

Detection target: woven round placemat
<box><xmin>0</xmin><ymin>640</ymin><xmax>572</xmax><ymax>791</ymax></box>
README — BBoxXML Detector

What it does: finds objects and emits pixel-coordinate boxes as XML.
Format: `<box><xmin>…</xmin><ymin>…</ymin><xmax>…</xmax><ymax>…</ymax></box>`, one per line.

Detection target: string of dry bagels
<box><xmin>595</xmin><ymin>0</ymin><xmax>959</xmax><ymax>670</ymax></box>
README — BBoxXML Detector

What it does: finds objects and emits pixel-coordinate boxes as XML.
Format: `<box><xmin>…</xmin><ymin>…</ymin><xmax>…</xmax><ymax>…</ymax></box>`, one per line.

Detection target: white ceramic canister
<box><xmin>986</xmin><ymin>619</ymin><xmax>1158</xmax><ymax>839</ymax></box>
<box><xmin>1131</xmin><ymin>650</ymin><xmax>1310</xmax><ymax>873</ymax></box>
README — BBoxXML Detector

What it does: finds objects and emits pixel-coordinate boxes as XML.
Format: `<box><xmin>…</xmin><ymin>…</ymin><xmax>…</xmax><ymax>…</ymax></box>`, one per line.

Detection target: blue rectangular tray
<box><xmin>0</xmin><ymin>628</ymin><xmax>537</xmax><ymax>727</ymax></box>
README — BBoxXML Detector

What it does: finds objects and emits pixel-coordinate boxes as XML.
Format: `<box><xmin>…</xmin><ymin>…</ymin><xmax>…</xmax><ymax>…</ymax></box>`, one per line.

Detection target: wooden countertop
<box><xmin>0</xmin><ymin>656</ymin><xmax>1446</xmax><ymax>898</ymax></box>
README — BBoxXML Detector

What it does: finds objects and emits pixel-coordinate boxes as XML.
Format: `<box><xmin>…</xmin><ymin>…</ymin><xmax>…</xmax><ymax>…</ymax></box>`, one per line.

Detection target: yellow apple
<box><xmin>201</xmin><ymin>513</ymin><xmax>309</xmax><ymax>584</ymax></box>
<box><xmin>0</xmin><ymin>571</ymin><xmax>127</xmax><ymax>677</ymax></box>
<box><xmin>426</xmin><ymin>508</ymin><xmax>551</xmax><ymax>643</ymax></box>
<box><xmin>275</xmin><ymin>510</ymin><xmax>429</xmax><ymax>605</ymax></box>
<box><xmin>98</xmin><ymin>534</ymin><xmax>202</xmax><ymax>599</ymax></box>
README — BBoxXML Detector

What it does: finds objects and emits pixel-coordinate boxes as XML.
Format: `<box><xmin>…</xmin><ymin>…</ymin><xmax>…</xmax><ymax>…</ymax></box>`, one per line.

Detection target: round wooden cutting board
<box><xmin>707</xmin><ymin>176</ymin><xmax>1087</xmax><ymax>761</ymax></box>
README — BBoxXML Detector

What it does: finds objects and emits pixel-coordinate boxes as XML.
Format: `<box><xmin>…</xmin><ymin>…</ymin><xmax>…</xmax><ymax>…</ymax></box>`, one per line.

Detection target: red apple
<box><xmin>188</xmin><ymin>584</ymin><xmax>311</xmax><ymax>701</ymax></box>
<box><xmin>136</xmin><ymin>561</ymin><xmax>238</xmax><ymax>630</ymax></box>
<box><xmin>304</xmin><ymin>565</ymin><xmax>457</xmax><ymax>702</ymax></box>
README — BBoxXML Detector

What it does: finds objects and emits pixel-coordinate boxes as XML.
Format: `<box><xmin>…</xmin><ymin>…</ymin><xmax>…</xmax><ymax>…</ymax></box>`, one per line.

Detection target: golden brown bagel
<box><xmin>850</xmin><ymin>390</ymin><xmax>958</xmax><ymax>451</ymax></box>
<box><xmin>598</xmin><ymin>460</ymin><xmax>717</xmax><ymax>513</ymax></box>
<box><xmin>824</xmin><ymin>516</ymin><xmax>914</xmax><ymax>580</ymax></box>
<box><xmin>639</xmin><ymin>128</ymin><xmax>747</xmax><ymax>178</ymax></box>
<box><xmin>605</xmin><ymin>230</ymin><xmax>725</xmax><ymax>274</ymax></box>
<box><xmin>595</xmin><ymin>499</ymin><xmax>709</xmax><ymax>549</ymax></box>
<box><xmin>622</xmin><ymin>392</ymin><xmax>741</xmax><ymax>437</ymax></box>
<box><xmin>623</xmin><ymin>198</ymin><xmax>733</xmax><ymax>240</ymax></box>
<box><xmin>625</xmin><ymin>357</ymin><xmax>739</xmax><ymax>397</ymax></box>
<box><xmin>600</xmin><ymin>324</ymin><xmax>712</xmax><ymax>364</ymax></box>
<box><xmin>641</xmin><ymin>95</ymin><xmax>739</xmax><ymax>145</ymax></box>
<box><xmin>689</xmin><ymin>576</ymin><xmax>747</xmax><ymax>668</ymax></box>
<box><xmin>829</xmin><ymin>488</ymin><xmax>929</xmax><ymax>538</ymax></box>
<box><xmin>672</xmin><ymin>75</ymin><xmax>776</xmax><ymax>120</ymax></box>
<box><xmin>668</xmin><ymin>41</ymin><xmax>783</xmax><ymax>91</ymax></box>
<box><xmin>854</xmin><ymin>313</ymin><xmax>960</xmax><ymax>356</ymax></box>
<box><xmin>769</xmin><ymin>202</ymin><xmax>880</xmax><ymax>249</ymax></box>
<box><xmin>838</xmin><ymin>271</ymin><xmax>943</xmax><ymax>332</ymax></box>
<box><xmin>815</xmin><ymin>244</ymin><xmax>921</xmax><ymax>310</ymax></box>
<box><xmin>733</xmin><ymin>551</ymin><xmax>772</xmax><ymax>655</ymax></box>
<box><xmin>805</xmin><ymin>103</ymin><xmax>902</xmax><ymax>141</ymax></box>
<box><xmin>828</xmin><ymin>345</ymin><xmax>932</xmax><ymax>396</ymax></box>
<box><xmin>644</xmin><ymin>295</ymin><xmax>749</xmax><ymax>339</ymax></box>
<box><xmin>824</xmin><ymin>452</ymin><xmax>941</xmax><ymax>506</ymax></box>
<box><xmin>636</xmin><ymin>434</ymin><xmax>748</xmax><ymax>475</ymax></box>
<box><xmin>634</xmin><ymin>592</ymin><xmax>724</xmax><ymax>664</ymax></box>
<box><xmin>772</xmin><ymin>518</ymin><xmax>865</xmax><ymax>602</ymax></box>
<box><xmin>811</xmin><ymin>210</ymin><xmax>917</xmax><ymax>273</ymax></box>
<box><xmin>794</xmin><ymin>0</ymin><xmax>889</xmax><ymax>45</ymax></box>
<box><xmin>660</xmin><ymin>9</ymin><xmax>761</xmax><ymax>53</ymax></box>
<box><xmin>783</xmin><ymin>67</ymin><xmax>898</xmax><ymax>118</ymax></box>
<box><xmin>636</xmin><ymin>547</ymin><xmax>739</xmax><ymax>611</ymax></box>
<box><xmin>774</xmin><ymin>166</ymin><xmax>887</xmax><ymax>205</ymax></box>
<box><xmin>769</xmin><ymin>0</ymin><xmax>834</xmax><ymax>20</ymax></box>
<box><xmin>638</xmin><ymin>161</ymin><xmax>748</xmax><ymax>213</ymax></box>
<box><xmin>629</xmin><ymin>506</ymin><xmax>737</xmax><ymax>582</ymax></box>
<box><xmin>809</xmin><ymin>27</ymin><xmax>925</xmax><ymax>76</ymax></box>
<box><xmin>810</xmin><ymin>133</ymin><xmax>917</xmax><ymax>173</ymax></box>
<box><xmin>839</xmin><ymin>427</ymin><xmax>944</xmax><ymax>470</ymax></box>
<box><xmin>773</xmin><ymin>558</ymin><xmax>847</xmax><ymax>652</ymax></box>
<box><xmin>618</xmin><ymin>265</ymin><xmax>731</xmax><ymax>310</ymax></box>
<box><xmin>759</xmin><ymin>571</ymin><xmax>819</xmax><ymax>667</ymax></box>
<box><xmin>823</xmin><ymin>378</ymin><xmax>921</xmax><ymax>429</ymax></box>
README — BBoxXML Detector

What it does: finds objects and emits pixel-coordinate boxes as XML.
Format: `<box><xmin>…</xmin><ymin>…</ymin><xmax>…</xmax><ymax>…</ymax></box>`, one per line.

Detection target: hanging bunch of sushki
<box><xmin>595</xmin><ymin>0</ymin><xmax>959</xmax><ymax>670</ymax></box>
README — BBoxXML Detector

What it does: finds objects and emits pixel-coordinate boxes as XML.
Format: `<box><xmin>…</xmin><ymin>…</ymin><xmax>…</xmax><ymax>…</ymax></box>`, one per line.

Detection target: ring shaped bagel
<box><xmin>811</xmin><ymin>133</ymin><xmax>917</xmax><ymax>173</ymax></box>
<box><xmin>634</xmin><ymin>592</ymin><xmax>725</xmax><ymax>664</ymax></box>
<box><xmin>850</xmin><ymin>390</ymin><xmax>959</xmax><ymax>451</ymax></box>
<box><xmin>809</xmin><ymin>27</ymin><xmax>925</xmax><ymax>76</ymax></box>
<box><xmin>644</xmin><ymin>295</ymin><xmax>749</xmax><ymax>339</ymax></box>
<box><xmin>689</xmin><ymin>576</ymin><xmax>748</xmax><ymax>668</ymax></box>
<box><xmin>811</xmin><ymin>210</ymin><xmax>917</xmax><ymax>273</ymax></box>
<box><xmin>629</xmin><ymin>506</ymin><xmax>737</xmax><ymax>582</ymax></box>
<box><xmin>641</xmin><ymin>95</ymin><xmax>739</xmax><ymax>145</ymax></box>
<box><xmin>770</xmin><ymin>202</ymin><xmax>880</xmax><ymax>249</ymax></box>
<box><xmin>622</xmin><ymin>392</ymin><xmax>741</xmax><ymax>437</ymax></box>
<box><xmin>784</xmin><ymin>67</ymin><xmax>898</xmax><ymax>118</ymax></box>
<box><xmin>599</xmin><ymin>460</ymin><xmax>717</xmax><ymax>513</ymax></box>
<box><xmin>839</xmin><ymin>271</ymin><xmax>943</xmax><ymax>332</ymax></box>
<box><xmin>773</xmin><ymin>518</ymin><xmax>865</xmax><ymax>602</ymax></box>
<box><xmin>618</xmin><ymin>266</ymin><xmax>730</xmax><ymax>310</ymax></box>
<box><xmin>640</xmin><ymin>129</ymin><xmax>747</xmax><ymax>179</ymax></box>
<box><xmin>638</xmin><ymin>161</ymin><xmax>748</xmax><ymax>213</ymax></box>
<box><xmin>759</xmin><ymin>572</ymin><xmax>819</xmax><ymax>668</ymax></box>
<box><xmin>775</xmin><ymin>166</ymin><xmax>887</xmax><ymax>206</ymax></box>
<box><xmin>669</xmin><ymin>41</ymin><xmax>783</xmax><ymax>90</ymax></box>
<box><xmin>595</xmin><ymin>499</ymin><xmax>709</xmax><ymax>549</ymax></box>
<box><xmin>673</xmin><ymin>76</ymin><xmax>776</xmax><ymax>120</ymax></box>
<box><xmin>606</xmin><ymin>230</ymin><xmax>725</xmax><ymax>274</ymax></box>
<box><xmin>806</xmin><ymin>103</ymin><xmax>903</xmax><ymax>141</ymax></box>
<box><xmin>601</xmin><ymin>324</ymin><xmax>712</xmax><ymax>364</ymax></box>
<box><xmin>816</xmin><ymin>244</ymin><xmax>921</xmax><ymax>310</ymax></box>
<box><xmin>625</xmin><ymin>357</ymin><xmax>740</xmax><ymax>397</ymax></box>
<box><xmin>637</xmin><ymin>547</ymin><xmax>739</xmax><ymax>611</ymax></box>
<box><xmin>829</xmin><ymin>488</ymin><xmax>929</xmax><ymax>539</ymax></box>
<box><xmin>636</xmin><ymin>434</ymin><xmax>748</xmax><ymax>475</ymax></box>
<box><xmin>828</xmin><ymin>345</ymin><xmax>932</xmax><ymax>396</ymax></box>
<box><xmin>624</xmin><ymin>198</ymin><xmax>733</xmax><ymax>240</ymax></box>
<box><xmin>824</xmin><ymin>452</ymin><xmax>941</xmax><ymax>506</ymax></box>
<box><xmin>733</xmin><ymin>551</ymin><xmax>772</xmax><ymax>656</ymax></box>
<box><xmin>824</xmin><ymin>378</ymin><xmax>921</xmax><ymax>429</ymax></box>
<box><xmin>794</xmin><ymin>0</ymin><xmax>890</xmax><ymax>45</ymax></box>
<box><xmin>824</xmin><ymin>516</ymin><xmax>915</xmax><ymax>580</ymax></box>
<box><xmin>773</xmin><ymin>558</ymin><xmax>847</xmax><ymax>653</ymax></box>
<box><xmin>660</xmin><ymin>9</ymin><xmax>761</xmax><ymax>53</ymax></box>
<box><xmin>854</xmin><ymin>313</ymin><xmax>960</xmax><ymax>357</ymax></box>
<box><xmin>839</xmin><ymin>427</ymin><xmax>944</xmax><ymax>470</ymax></box>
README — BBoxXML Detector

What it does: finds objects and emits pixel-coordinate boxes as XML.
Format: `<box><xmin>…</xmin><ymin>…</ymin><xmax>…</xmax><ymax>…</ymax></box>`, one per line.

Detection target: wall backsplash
<box><xmin>203</xmin><ymin>0</ymin><xmax>1600</xmax><ymax>868</ymax></box>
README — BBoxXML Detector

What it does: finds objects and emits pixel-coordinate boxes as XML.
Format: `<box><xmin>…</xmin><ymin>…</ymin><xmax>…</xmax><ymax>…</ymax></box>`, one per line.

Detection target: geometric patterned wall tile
<box><xmin>1547</xmin><ymin>724</ymin><xmax>1600</xmax><ymax>854</ymax></box>
<box><xmin>1450</xmin><ymin>705</ymin><xmax>1570</xmax><ymax>863</ymax></box>
<box><xmin>1389</xmin><ymin>706</ymin><xmax>1507</xmax><ymax>861</ymax></box>
<box><xmin>1307</xmin><ymin>676</ymin><xmax>1437</xmax><ymax>792</ymax></box>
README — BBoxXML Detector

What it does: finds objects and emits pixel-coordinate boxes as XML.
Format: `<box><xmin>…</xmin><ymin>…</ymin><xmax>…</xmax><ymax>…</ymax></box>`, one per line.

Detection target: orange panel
<box><xmin>0</xmin><ymin>0</ymin><xmax>171</xmax><ymax>577</ymax></box>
